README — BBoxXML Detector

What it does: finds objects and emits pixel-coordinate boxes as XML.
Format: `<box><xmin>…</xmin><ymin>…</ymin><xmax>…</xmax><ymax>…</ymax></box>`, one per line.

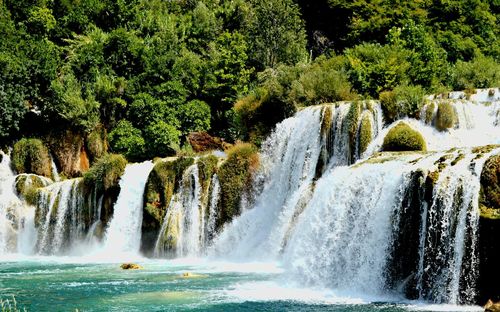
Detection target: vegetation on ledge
<box><xmin>480</xmin><ymin>155</ymin><xmax>500</xmax><ymax>219</ymax></box>
<box><xmin>382</xmin><ymin>122</ymin><xmax>427</xmax><ymax>152</ymax></box>
<box><xmin>11</xmin><ymin>138</ymin><xmax>52</xmax><ymax>178</ymax></box>
<box><xmin>83</xmin><ymin>154</ymin><xmax>127</xmax><ymax>193</ymax></box>
<box><xmin>217</xmin><ymin>143</ymin><xmax>259</xmax><ymax>229</ymax></box>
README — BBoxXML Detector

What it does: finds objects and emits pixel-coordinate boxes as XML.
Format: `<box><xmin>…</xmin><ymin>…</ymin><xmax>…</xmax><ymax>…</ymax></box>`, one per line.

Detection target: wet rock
<box><xmin>485</xmin><ymin>299</ymin><xmax>500</xmax><ymax>312</ymax></box>
<box><xmin>47</xmin><ymin>130</ymin><xmax>90</xmax><ymax>178</ymax></box>
<box><xmin>188</xmin><ymin>132</ymin><xmax>223</xmax><ymax>152</ymax></box>
<box><xmin>120</xmin><ymin>263</ymin><xmax>142</xmax><ymax>270</ymax></box>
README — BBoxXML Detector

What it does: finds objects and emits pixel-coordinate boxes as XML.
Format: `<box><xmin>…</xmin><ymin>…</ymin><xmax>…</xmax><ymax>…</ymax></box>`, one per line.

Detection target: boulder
<box><xmin>120</xmin><ymin>263</ymin><xmax>142</xmax><ymax>270</ymax></box>
<box><xmin>485</xmin><ymin>300</ymin><xmax>500</xmax><ymax>312</ymax></box>
<box><xmin>188</xmin><ymin>132</ymin><xmax>223</xmax><ymax>152</ymax></box>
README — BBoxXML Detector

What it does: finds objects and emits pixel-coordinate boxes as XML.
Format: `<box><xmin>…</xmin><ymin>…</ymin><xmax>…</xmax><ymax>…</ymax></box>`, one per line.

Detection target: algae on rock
<box><xmin>11</xmin><ymin>138</ymin><xmax>52</xmax><ymax>178</ymax></box>
<box><xmin>382</xmin><ymin>122</ymin><xmax>427</xmax><ymax>152</ymax></box>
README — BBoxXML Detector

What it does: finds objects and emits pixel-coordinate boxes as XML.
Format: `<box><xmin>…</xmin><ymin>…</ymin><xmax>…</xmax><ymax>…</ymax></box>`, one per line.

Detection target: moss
<box><xmin>197</xmin><ymin>155</ymin><xmax>219</xmax><ymax>196</ymax></box>
<box><xmin>359</xmin><ymin>113</ymin><xmax>373</xmax><ymax>155</ymax></box>
<box><xmin>382</xmin><ymin>122</ymin><xmax>427</xmax><ymax>152</ymax></box>
<box><xmin>86</xmin><ymin>124</ymin><xmax>108</xmax><ymax>163</ymax></box>
<box><xmin>11</xmin><ymin>138</ymin><xmax>52</xmax><ymax>178</ymax></box>
<box><xmin>380</xmin><ymin>90</ymin><xmax>398</xmax><ymax>122</ymax></box>
<box><xmin>143</xmin><ymin>157</ymin><xmax>194</xmax><ymax>226</ymax></box>
<box><xmin>451</xmin><ymin>153</ymin><xmax>465</xmax><ymax>166</ymax></box>
<box><xmin>321</xmin><ymin>105</ymin><xmax>333</xmax><ymax>137</ymax></box>
<box><xmin>14</xmin><ymin>174</ymin><xmax>50</xmax><ymax>201</ymax></box>
<box><xmin>425</xmin><ymin>102</ymin><xmax>436</xmax><ymax>124</ymax></box>
<box><xmin>83</xmin><ymin>154</ymin><xmax>127</xmax><ymax>193</ymax></box>
<box><xmin>435</xmin><ymin>102</ymin><xmax>457</xmax><ymax>131</ymax></box>
<box><xmin>217</xmin><ymin>143</ymin><xmax>259</xmax><ymax>229</ymax></box>
<box><xmin>346</xmin><ymin>101</ymin><xmax>361</xmax><ymax>162</ymax></box>
<box><xmin>479</xmin><ymin>155</ymin><xmax>500</xmax><ymax>218</ymax></box>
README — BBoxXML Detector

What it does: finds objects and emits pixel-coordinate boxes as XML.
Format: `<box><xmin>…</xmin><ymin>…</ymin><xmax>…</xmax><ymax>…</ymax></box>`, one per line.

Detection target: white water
<box><xmin>154</xmin><ymin>164</ymin><xmax>204</xmax><ymax>257</ymax></box>
<box><xmin>102</xmin><ymin>161</ymin><xmax>154</xmax><ymax>255</ymax></box>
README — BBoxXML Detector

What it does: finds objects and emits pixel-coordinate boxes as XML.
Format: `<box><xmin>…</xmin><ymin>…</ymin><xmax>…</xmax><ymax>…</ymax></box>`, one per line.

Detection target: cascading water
<box><xmin>102</xmin><ymin>161</ymin><xmax>154</xmax><ymax>255</ymax></box>
<box><xmin>154</xmin><ymin>164</ymin><xmax>203</xmax><ymax>257</ymax></box>
<box><xmin>210</xmin><ymin>101</ymin><xmax>383</xmax><ymax>260</ymax></box>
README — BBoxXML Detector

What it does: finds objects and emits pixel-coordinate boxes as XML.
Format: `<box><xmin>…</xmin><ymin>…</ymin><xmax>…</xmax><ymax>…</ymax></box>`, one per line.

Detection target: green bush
<box><xmin>11</xmin><ymin>138</ymin><xmax>52</xmax><ymax>177</ymax></box>
<box><xmin>144</xmin><ymin>120</ymin><xmax>180</xmax><ymax>157</ymax></box>
<box><xmin>451</xmin><ymin>54</ymin><xmax>500</xmax><ymax>90</ymax></box>
<box><xmin>435</xmin><ymin>102</ymin><xmax>456</xmax><ymax>131</ymax></box>
<box><xmin>346</xmin><ymin>43</ymin><xmax>412</xmax><ymax>97</ymax></box>
<box><xmin>382</xmin><ymin>122</ymin><xmax>427</xmax><ymax>152</ymax></box>
<box><xmin>86</xmin><ymin>124</ymin><xmax>108</xmax><ymax>162</ymax></box>
<box><xmin>83</xmin><ymin>154</ymin><xmax>127</xmax><ymax>193</ymax></box>
<box><xmin>217</xmin><ymin>143</ymin><xmax>259</xmax><ymax>229</ymax></box>
<box><xmin>108</xmin><ymin>120</ymin><xmax>146</xmax><ymax>161</ymax></box>
<box><xmin>379</xmin><ymin>85</ymin><xmax>425</xmax><ymax>122</ymax></box>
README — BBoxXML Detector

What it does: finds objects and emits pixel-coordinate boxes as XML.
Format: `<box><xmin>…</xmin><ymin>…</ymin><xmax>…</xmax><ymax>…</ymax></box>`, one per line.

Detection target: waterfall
<box><xmin>210</xmin><ymin>102</ymin><xmax>382</xmax><ymax>260</ymax></box>
<box><xmin>154</xmin><ymin>164</ymin><xmax>204</xmax><ymax>257</ymax></box>
<box><xmin>35</xmin><ymin>178</ymin><xmax>87</xmax><ymax>255</ymax></box>
<box><xmin>102</xmin><ymin>161</ymin><xmax>154</xmax><ymax>254</ymax></box>
<box><xmin>0</xmin><ymin>152</ymin><xmax>41</xmax><ymax>254</ymax></box>
<box><xmin>205</xmin><ymin>174</ymin><xmax>220</xmax><ymax>246</ymax></box>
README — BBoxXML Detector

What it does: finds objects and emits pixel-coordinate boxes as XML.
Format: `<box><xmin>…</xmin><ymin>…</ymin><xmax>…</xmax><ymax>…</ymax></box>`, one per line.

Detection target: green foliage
<box><xmin>217</xmin><ymin>143</ymin><xmax>258</xmax><ymax>229</ymax></box>
<box><xmin>86</xmin><ymin>124</ymin><xmax>108</xmax><ymax>162</ymax></box>
<box><xmin>83</xmin><ymin>153</ymin><xmax>127</xmax><ymax>193</ymax></box>
<box><xmin>245</xmin><ymin>0</ymin><xmax>307</xmax><ymax>69</ymax></box>
<box><xmin>26</xmin><ymin>7</ymin><xmax>56</xmax><ymax>36</ymax></box>
<box><xmin>435</xmin><ymin>102</ymin><xmax>457</xmax><ymax>131</ymax></box>
<box><xmin>382</xmin><ymin>122</ymin><xmax>427</xmax><ymax>152</ymax></box>
<box><xmin>197</xmin><ymin>154</ymin><xmax>219</xmax><ymax>194</ymax></box>
<box><xmin>11</xmin><ymin>138</ymin><xmax>52</xmax><ymax>177</ymax></box>
<box><xmin>108</xmin><ymin>120</ymin><xmax>145</xmax><ymax>161</ymax></box>
<box><xmin>144</xmin><ymin>120</ymin><xmax>181</xmax><ymax>157</ymax></box>
<box><xmin>346</xmin><ymin>43</ymin><xmax>412</xmax><ymax>97</ymax></box>
<box><xmin>379</xmin><ymin>85</ymin><xmax>425</xmax><ymax>122</ymax></box>
<box><xmin>451</xmin><ymin>55</ymin><xmax>500</xmax><ymax>91</ymax></box>
<box><xmin>176</xmin><ymin>100</ymin><xmax>211</xmax><ymax>136</ymax></box>
<box><xmin>359</xmin><ymin>113</ymin><xmax>372</xmax><ymax>155</ymax></box>
<box><xmin>48</xmin><ymin>69</ymin><xmax>100</xmax><ymax>131</ymax></box>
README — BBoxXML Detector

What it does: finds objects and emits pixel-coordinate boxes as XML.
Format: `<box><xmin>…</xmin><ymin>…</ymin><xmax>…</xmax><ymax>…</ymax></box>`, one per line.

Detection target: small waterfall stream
<box><xmin>102</xmin><ymin>161</ymin><xmax>154</xmax><ymax>255</ymax></box>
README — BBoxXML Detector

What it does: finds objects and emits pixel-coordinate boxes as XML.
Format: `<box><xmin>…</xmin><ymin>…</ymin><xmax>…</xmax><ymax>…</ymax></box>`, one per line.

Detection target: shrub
<box><xmin>86</xmin><ymin>124</ymin><xmax>108</xmax><ymax>162</ymax></box>
<box><xmin>11</xmin><ymin>138</ymin><xmax>52</xmax><ymax>178</ymax></box>
<box><xmin>144</xmin><ymin>120</ymin><xmax>180</xmax><ymax>157</ymax></box>
<box><xmin>435</xmin><ymin>102</ymin><xmax>456</xmax><ymax>131</ymax></box>
<box><xmin>217</xmin><ymin>143</ymin><xmax>259</xmax><ymax>229</ymax></box>
<box><xmin>379</xmin><ymin>85</ymin><xmax>425</xmax><ymax>122</ymax></box>
<box><xmin>382</xmin><ymin>122</ymin><xmax>427</xmax><ymax>152</ymax></box>
<box><xmin>451</xmin><ymin>54</ymin><xmax>500</xmax><ymax>90</ymax></box>
<box><xmin>83</xmin><ymin>154</ymin><xmax>127</xmax><ymax>193</ymax></box>
<box><xmin>108</xmin><ymin>120</ymin><xmax>145</xmax><ymax>161</ymax></box>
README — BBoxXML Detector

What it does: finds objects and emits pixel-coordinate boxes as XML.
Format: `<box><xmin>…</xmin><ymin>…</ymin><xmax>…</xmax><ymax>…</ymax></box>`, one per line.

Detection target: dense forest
<box><xmin>1</xmin><ymin>0</ymin><xmax>499</xmax><ymax>160</ymax></box>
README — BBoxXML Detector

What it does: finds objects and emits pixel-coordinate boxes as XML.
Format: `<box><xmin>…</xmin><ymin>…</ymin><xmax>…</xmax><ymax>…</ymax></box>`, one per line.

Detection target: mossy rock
<box><xmin>424</xmin><ymin>102</ymin><xmax>435</xmax><ymax>124</ymax></box>
<box><xmin>321</xmin><ymin>105</ymin><xmax>333</xmax><ymax>137</ymax></box>
<box><xmin>382</xmin><ymin>122</ymin><xmax>427</xmax><ymax>152</ymax></box>
<box><xmin>380</xmin><ymin>90</ymin><xmax>398</xmax><ymax>122</ymax></box>
<box><xmin>479</xmin><ymin>155</ymin><xmax>500</xmax><ymax>219</ymax></box>
<box><xmin>217</xmin><ymin>143</ymin><xmax>259</xmax><ymax>229</ymax></box>
<box><xmin>14</xmin><ymin>174</ymin><xmax>52</xmax><ymax>198</ymax></box>
<box><xmin>197</xmin><ymin>155</ymin><xmax>219</xmax><ymax>195</ymax></box>
<box><xmin>435</xmin><ymin>102</ymin><xmax>457</xmax><ymax>131</ymax></box>
<box><xmin>141</xmin><ymin>157</ymin><xmax>194</xmax><ymax>254</ymax></box>
<box><xmin>83</xmin><ymin>154</ymin><xmax>127</xmax><ymax>193</ymax></box>
<box><xmin>358</xmin><ymin>113</ymin><xmax>373</xmax><ymax>155</ymax></box>
<box><xmin>11</xmin><ymin>138</ymin><xmax>52</xmax><ymax>178</ymax></box>
<box><xmin>346</xmin><ymin>101</ymin><xmax>361</xmax><ymax>163</ymax></box>
<box><xmin>86</xmin><ymin>124</ymin><xmax>108</xmax><ymax>163</ymax></box>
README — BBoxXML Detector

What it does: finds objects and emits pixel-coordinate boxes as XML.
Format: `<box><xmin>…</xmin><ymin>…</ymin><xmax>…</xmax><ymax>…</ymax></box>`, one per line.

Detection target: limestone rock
<box><xmin>485</xmin><ymin>299</ymin><xmax>500</xmax><ymax>312</ymax></box>
<box><xmin>120</xmin><ymin>263</ymin><xmax>143</xmax><ymax>270</ymax></box>
<box><xmin>188</xmin><ymin>132</ymin><xmax>223</xmax><ymax>152</ymax></box>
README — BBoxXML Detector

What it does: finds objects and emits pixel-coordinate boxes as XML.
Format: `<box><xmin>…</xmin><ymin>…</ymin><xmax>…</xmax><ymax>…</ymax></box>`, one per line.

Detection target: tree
<box><xmin>245</xmin><ymin>0</ymin><xmax>308</xmax><ymax>69</ymax></box>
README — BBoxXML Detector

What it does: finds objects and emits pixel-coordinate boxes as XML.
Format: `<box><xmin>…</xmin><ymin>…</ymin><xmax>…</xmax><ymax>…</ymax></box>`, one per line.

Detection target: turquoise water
<box><xmin>0</xmin><ymin>257</ymin><xmax>482</xmax><ymax>312</ymax></box>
